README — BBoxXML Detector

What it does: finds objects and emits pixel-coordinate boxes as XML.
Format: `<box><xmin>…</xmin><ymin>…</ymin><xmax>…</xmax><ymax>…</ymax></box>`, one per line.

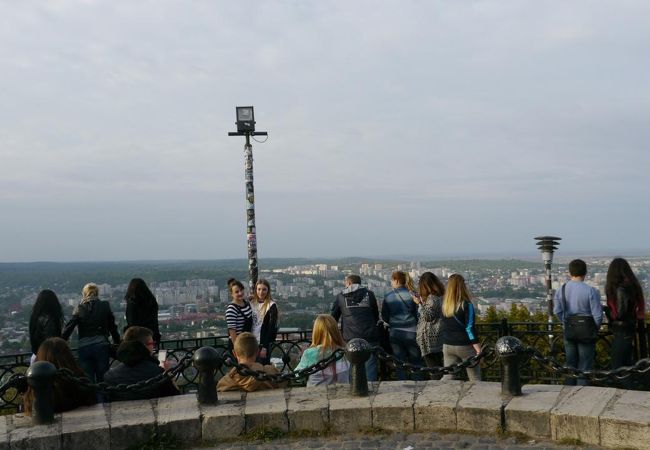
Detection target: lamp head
<box><xmin>236</xmin><ymin>106</ymin><xmax>255</xmax><ymax>132</ymax></box>
<box><xmin>534</xmin><ymin>236</ymin><xmax>561</xmax><ymax>264</ymax></box>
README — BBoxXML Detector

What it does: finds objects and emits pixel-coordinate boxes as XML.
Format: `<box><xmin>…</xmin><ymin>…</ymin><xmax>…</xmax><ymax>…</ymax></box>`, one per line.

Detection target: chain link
<box><xmin>525</xmin><ymin>347</ymin><xmax>650</xmax><ymax>382</ymax></box>
<box><xmin>56</xmin><ymin>352</ymin><xmax>194</xmax><ymax>394</ymax></box>
<box><xmin>373</xmin><ymin>346</ymin><xmax>493</xmax><ymax>377</ymax></box>
<box><xmin>0</xmin><ymin>373</ymin><xmax>27</xmax><ymax>398</ymax></box>
<box><xmin>223</xmin><ymin>348</ymin><xmax>346</xmax><ymax>383</ymax></box>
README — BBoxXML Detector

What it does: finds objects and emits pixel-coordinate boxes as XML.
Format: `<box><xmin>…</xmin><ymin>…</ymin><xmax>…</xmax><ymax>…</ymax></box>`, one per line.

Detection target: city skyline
<box><xmin>2</xmin><ymin>2</ymin><xmax>650</xmax><ymax>262</ymax></box>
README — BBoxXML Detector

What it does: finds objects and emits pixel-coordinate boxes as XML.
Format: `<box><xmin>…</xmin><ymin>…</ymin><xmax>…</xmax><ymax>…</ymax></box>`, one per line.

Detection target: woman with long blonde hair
<box><xmin>295</xmin><ymin>315</ymin><xmax>350</xmax><ymax>385</ymax></box>
<box><xmin>61</xmin><ymin>283</ymin><xmax>121</xmax><ymax>384</ymax></box>
<box><xmin>250</xmin><ymin>279</ymin><xmax>278</xmax><ymax>364</ymax></box>
<box><xmin>441</xmin><ymin>274</ymin><xmax>481</xmax><ymax>381</ymax></box>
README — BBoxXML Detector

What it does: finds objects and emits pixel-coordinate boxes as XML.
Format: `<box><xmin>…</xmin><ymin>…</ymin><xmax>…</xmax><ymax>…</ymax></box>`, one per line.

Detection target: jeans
<box><xmin>563</xmin><ymin>338</ymin><xmax>595</xmax><ymax>386</ymax></box>
<box><xmin>79</xmin><ymin>343</ymin><xmax>111</xmax><ymax>383</ymax></box>
<box><xmin>611</xmin><ymin>330</ymin><xmax>634</xmax><ymax>369</ymax></box>
<box><xmin>365</xmin><ymin>352</ymin><xmax>378</xmax><ymax>382</ymax></box>
<box><xmin>389</xmin><ymin>329</ymin><xmax>423</xmax><ymax>380</ymax></box>
<box><xmin>442</xmin><ymin>344</ymin><xmax>481</xmax><ymax>381</ymax></box>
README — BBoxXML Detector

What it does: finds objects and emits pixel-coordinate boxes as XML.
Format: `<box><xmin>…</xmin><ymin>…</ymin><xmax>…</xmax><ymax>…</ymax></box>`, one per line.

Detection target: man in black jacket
<box><xmin>104</xmin><ymin>326</ymin><xmax>179</xmax><ymax>401</ymax></box>
<box><xmin>331</xmin><ymin>275</ymin><xmax>380</xmax><ymax>381</ymax></box>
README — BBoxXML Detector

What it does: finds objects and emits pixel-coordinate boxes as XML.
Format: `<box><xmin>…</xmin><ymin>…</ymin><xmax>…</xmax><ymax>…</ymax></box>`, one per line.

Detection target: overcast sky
<box><xmin>1</xmin><ymin>1</ymin><xmax>649</xmax><ymax>262</ymax></box>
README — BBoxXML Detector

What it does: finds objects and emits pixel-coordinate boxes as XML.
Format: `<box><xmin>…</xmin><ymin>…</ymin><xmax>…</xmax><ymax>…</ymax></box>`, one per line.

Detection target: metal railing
<box><xmin>1</xmin><ymin>321</ymin><xmax>648</xmax><ymax>414</ymax></box>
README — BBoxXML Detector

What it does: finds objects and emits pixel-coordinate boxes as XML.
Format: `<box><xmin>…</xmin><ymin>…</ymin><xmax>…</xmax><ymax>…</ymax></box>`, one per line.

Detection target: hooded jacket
<box><xmin>331</xmin><ymin>284</ymin><xmax>379</xmax><ymax>343</ymax></box>
<box><xmin>103</xmin><ymin>340</ymin><xmax>179</xmax><ymax>401</ymax></box>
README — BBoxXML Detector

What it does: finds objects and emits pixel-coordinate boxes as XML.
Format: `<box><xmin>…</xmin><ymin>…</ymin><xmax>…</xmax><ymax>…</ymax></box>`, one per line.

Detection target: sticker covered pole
<box><xmin>228</xmin><ymin>106</ymin><xmax>268</xmax><ymax>291</ymax></box>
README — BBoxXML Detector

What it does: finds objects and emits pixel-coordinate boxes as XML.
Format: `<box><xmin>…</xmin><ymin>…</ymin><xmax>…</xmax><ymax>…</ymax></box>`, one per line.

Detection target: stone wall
<box><xmin>1</xmin><ymin>381</ymin><xmax>649</xmax><ymax>449</ymax></box>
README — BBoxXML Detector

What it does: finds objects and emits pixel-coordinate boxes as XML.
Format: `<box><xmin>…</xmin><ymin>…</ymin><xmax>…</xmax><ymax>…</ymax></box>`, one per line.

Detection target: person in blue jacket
<box><xmin>381</xmin><ymin>271</ymin><xmax>423</xmax><ymax>380</ymax></box>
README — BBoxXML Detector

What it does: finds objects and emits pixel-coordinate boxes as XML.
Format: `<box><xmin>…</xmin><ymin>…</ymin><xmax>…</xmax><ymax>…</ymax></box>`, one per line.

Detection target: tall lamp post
<box><xmin>229</xmin><ymin>106</ymin><xmax>268</xmax><ymax>290</ymax></box>
<box><xmin>534</xmin><ymin>236</ymin><xmax>561</xmax><ymax>333</ymax></box>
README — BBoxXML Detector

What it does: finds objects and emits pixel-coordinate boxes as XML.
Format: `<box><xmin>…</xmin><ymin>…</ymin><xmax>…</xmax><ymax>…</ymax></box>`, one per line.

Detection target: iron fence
<box><xmin>1</xmin><ymin>321</ymin><xmax>647</xmax><ymax>414</ymax></box>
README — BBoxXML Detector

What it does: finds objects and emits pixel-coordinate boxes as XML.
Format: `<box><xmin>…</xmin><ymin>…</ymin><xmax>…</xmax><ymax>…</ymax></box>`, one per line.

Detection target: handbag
<box><xmin>561</xmin><ymin>284</ymin><xmax>598</xmax><ymax>342</ymax></box>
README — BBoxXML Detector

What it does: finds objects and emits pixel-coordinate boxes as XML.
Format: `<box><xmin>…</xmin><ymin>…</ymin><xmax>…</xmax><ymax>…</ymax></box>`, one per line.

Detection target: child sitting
<box><xmin>217</xmin><ymin>332</ymin><xmax>283</xmax><ymax>392</ymax></box>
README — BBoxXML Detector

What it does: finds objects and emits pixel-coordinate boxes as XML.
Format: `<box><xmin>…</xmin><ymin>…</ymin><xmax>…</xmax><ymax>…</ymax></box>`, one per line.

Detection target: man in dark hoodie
<box><xmin>331</xmin><ymin>274</ymin><xmax>380</xmax><ymax>381</ymax></box>
<box><xmin>104</xmin><ymin>326</ymin><xmax>179</xmax><ymax>401</ymax></box>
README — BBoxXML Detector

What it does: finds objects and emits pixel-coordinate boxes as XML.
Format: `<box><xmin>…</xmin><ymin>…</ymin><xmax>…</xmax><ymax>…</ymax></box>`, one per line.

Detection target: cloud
<box><xmin>1</xmin><ymin>1</ymin><xmax>649</xmax><ymax>261</ymax></box>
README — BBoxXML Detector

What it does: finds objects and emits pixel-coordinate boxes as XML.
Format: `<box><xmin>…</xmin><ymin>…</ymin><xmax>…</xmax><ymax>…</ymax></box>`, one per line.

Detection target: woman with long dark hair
<box><xmin>250</xmin><ymin>279</ymin><xmax>278</xmax><ymax>364</ymax></box>
<box><xmin>23</xmin><ymin>337</ymin><xmax>96</xmax><ymax>415</ymax></box>
<box><xmin>29</xmin><ymin>290</ymin><xmax>64</xmax><ymax>363</ymax></box>
<box><xmin>605</xmin><ymin>258</ymin><xmax>645</xmax><ymax>369</ymax></box>
<box><xmin>416</xmin><ymin>272</ymin><xmax>446</xmax><ymax>378</ymax></box>
<box><xmin>125</xmin><ymin>278</ymin><xmax>161</xmax><ymax>347</ymax></box>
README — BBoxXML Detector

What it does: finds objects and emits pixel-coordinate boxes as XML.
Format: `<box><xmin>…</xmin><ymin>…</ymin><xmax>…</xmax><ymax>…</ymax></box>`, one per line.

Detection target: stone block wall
<box><xmin>1</xmin><ymin>382</ymin><xmax>649</xmax><ymax>449</ymax></box>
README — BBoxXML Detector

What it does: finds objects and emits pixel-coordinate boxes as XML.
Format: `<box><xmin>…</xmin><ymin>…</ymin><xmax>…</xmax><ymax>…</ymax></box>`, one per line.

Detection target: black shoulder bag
<box><xmin>561</xmin><ymin>284</ymin><xmax>598</xmax><ymax>342</ymax></box>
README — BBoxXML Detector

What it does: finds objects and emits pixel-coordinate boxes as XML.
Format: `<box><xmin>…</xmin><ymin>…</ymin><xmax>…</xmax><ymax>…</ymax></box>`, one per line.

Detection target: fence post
<box><xmin>193</xmin><ymin>346</ymin><xmax>222</xmax><ymax>405</ymax></box>
<box><xmin>495</xmin><ymin>336</ymin><xmax>524</xmax><ymax>396</ymax></box>
<box><xmin>345</xmin><ymin>338</ymin><xmax>371</xmax><ymax>397</ymax></box>
<box><xmin>498</xmin><ymin>318</ymin><xmax>509</xmax><ymax>337</ymax></box>
<box><xmin>27</xmin><ymin>361</ymin><xmax>57</xmax><ymax>424</ymax></box>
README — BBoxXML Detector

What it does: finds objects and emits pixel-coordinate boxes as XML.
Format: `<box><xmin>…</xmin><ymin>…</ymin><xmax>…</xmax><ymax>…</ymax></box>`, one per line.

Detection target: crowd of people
<box><xmin>23</xmin><ymin>256</ymin><xmax>647</xmax><ymax>414</ymax></box>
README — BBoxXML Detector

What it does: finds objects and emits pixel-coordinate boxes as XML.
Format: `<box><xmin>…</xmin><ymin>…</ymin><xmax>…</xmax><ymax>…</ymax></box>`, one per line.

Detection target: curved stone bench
<box><xmin>1</xmin><ymin>381</ymin><xmax>648</xmax><ymax>449</ymax></box>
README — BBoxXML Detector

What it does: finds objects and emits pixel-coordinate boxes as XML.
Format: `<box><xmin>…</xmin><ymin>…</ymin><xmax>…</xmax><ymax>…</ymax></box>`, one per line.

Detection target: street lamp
<box><xmin>229</xmin><ymin>106</ymin><xmax>268</xmax><ymax>291</ymax></box>
<box><xmin>534</xmin><ymin>236</ymin><xmax>561</xmax><ymax>328</ymax></box>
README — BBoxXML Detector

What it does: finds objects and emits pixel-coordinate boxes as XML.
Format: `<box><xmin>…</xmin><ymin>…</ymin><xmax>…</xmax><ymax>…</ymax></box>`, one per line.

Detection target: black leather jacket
<box><xmin>62</xmin><ymin>297</ymin><xmax>121</xmax><ymax>344</ymax></box>
<box><xmin>607</xmin><ymin>286</ymin><xmax>637</xmax><ymax>332</ymax></box>
<box><xmin>29</xmin><ymin>314</ymin><xmax>63</xmax><ymax>354</ymax></box>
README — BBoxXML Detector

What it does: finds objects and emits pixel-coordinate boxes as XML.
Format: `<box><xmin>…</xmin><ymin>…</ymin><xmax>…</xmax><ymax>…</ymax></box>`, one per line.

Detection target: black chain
<box><xmin>223</xmin><ymin>348</ymin><xmax>346</xmax><ymax>383</ymax></box>
<box><xmin>525</xmin><ymin>347</ymin><xmax>650</xmax><ymax>381</ymax></box>
<box><xmin>0</xmin><ymin>373</ymin><xmax>27</xmax><ymax>398</ymax></box>
<box><xmin>374</xmin><ymin>346</ymin><xmax>493</xmax><ymax>377</ymax></box>
<box><xmin>56</xmin><ymin>352</ymin><xmax>194</xmax><ymax>394</ymax></box>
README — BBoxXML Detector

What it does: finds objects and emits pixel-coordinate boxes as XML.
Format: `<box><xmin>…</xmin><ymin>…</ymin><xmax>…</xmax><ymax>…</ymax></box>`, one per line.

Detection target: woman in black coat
<box><xmin>29</xmin><ymin>290</ymin><xmax>64</xmax><ymax>362</ymax></box>
<box><xmin>124</xmin><ymin>278</ymin><xmax>161</xmax><ymax>347</ymax></box>
<box><xmin>251</xmin><ymin>279</ymin><xmax>278</xmax><ymax>364</ymax></box>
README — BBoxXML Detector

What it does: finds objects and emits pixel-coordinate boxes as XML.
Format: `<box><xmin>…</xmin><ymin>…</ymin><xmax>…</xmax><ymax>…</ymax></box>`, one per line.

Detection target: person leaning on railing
<box><xmin>605</xmin><ymin>258</ymin><xmax>646</xmax><ymax>370</ymax></box>
<box><xmin>441</xmin><ymin>274</ymin><xmax>481</xmax><ymax>382</ymax></box>
<box><xmin>28</xmin><ymin>290</ymin><xmax>64</xmax><ymax>365</ymax></box>
<box><xmin>23</xmin><ymin>337</ymin><xmax>96</xmax><ymax>415</ymax></box>
<box><xmin>62</xmin><ymin>283</ymin><xmax>121</xmax><ymax>384</ymax></box>
<box><xmin>415</xmin><ymin>272</ymin><xmax>446</xmax><ymax>379</ymax></box>
<box><xmin>124</xmin><ymin>278</ymin><xmax>161</xmax><ymax>348</ymax></box>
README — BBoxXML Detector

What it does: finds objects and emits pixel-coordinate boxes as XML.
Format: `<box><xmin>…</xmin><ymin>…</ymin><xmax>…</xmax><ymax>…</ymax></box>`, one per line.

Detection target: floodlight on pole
<box><xmin>228</xmin><ymin>106</ymin><xmax>268</xmax><ymax>291</ymax></box>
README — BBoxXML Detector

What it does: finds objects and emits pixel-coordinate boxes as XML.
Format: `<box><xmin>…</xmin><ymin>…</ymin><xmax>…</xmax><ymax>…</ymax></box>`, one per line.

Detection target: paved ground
<box><xmin>192</xmin><ymin>431</ymin><xmax>604</xmax><ymax>449</ymax></box>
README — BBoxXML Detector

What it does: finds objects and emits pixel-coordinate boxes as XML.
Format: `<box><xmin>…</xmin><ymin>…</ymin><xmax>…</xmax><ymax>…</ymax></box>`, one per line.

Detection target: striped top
<box><xmin>225</xmin><ymin>301</ymin><xmax>253</xmax><ymax>335</ymax></box>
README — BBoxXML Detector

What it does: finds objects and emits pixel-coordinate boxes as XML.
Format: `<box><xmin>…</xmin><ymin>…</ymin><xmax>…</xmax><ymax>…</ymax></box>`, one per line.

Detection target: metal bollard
<box><xmin>345</xmin><ymin>338</ymin><xmax>371</xmax><ymax>397</ymax></box>
<box><xmin>193</xmin><ymin>346</ymin><xmax>222</xmax><ymax>405</ymax></box>
<box><xmin>495</xmin><ymin>336</ymin><xmax>524</xmax><ymax>396</ymax></box>
<box><xmin>27</xmin><ymin>361</ymin><xmax>57</xmax><ymax>424</ymax></box>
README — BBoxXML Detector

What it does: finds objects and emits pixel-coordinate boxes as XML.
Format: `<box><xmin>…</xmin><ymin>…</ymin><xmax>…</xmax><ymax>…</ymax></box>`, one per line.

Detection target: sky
<box><xmin>1</xmin><ymin>1</ymin><xmax>649</xmax><ymax>262</ymax></box>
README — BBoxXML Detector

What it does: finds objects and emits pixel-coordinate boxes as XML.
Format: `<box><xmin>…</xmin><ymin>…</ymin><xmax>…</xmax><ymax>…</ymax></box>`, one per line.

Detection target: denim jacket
<box><xmin>381</xmin><ymin>287</ymin><xmax>418</xmax><ymax>329</ymax></box>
